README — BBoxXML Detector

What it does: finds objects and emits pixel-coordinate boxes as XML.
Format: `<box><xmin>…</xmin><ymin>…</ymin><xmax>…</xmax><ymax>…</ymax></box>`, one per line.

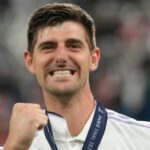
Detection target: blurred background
<box><xmin>0</xmin><ymin>0</ymin><xmax>150</xmax><ymax>145</ymax></box>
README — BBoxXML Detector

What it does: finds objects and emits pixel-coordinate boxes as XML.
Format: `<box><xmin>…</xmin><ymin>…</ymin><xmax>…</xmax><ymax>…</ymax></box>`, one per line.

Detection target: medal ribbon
<box><xmin>44</xmin><ymin>101</ymin><xmax>107</xmax><ymax>150</ymax></box>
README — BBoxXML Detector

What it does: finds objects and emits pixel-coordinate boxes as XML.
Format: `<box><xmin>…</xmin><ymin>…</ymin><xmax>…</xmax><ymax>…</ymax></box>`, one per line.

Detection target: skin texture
<box><xmin>4</xmin><ymin>21</ymin><xmax>100</xmax><ymax>150</ymax></box>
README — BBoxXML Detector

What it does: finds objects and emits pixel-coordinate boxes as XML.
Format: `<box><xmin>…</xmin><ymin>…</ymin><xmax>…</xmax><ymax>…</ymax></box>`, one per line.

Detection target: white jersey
<box><xmin>28</xmin><ymin>108</ymin><xmax>150</xmax><ymax>150</ymax></box>
<box><xmin>1</xmin><ymin>107</ymin><xmax>150</xmax><ymax>150</ymax></box>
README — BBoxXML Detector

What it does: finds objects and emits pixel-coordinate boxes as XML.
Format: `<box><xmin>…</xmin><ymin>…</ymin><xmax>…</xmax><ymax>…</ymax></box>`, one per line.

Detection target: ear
<box><xmin>24</xmin><ymin>50</ymin><xmax>35</xmax><ymax>74</ymax></box>
<box><xmin>90</xmin><ymin>47</ymin><xmax>100</xmax><ymax>71</ymax></box>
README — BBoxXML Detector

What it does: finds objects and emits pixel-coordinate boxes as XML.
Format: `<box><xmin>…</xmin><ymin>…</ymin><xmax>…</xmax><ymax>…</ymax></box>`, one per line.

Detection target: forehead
<box><xmin>35</xmin><ymin>21</ymin><xmax>88</xmax><ymax>44</ymax></box>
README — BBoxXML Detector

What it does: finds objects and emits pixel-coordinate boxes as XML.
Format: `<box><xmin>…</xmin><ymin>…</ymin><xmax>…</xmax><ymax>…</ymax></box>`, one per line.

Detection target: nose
<box><xmin>55</xmin><ymin>47</ymin><xmax>68</xmax><ymax>67</ymax></box>
<box><xmin>56</xmin><ymin>58</ymin><xmax>67</xmax><ymax>67</ymax></box>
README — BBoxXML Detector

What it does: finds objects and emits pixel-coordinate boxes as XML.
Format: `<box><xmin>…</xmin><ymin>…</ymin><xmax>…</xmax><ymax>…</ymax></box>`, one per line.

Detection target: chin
<box><xmin>50</xmin><ymin>87</ymin><xmax>78</xmax><ymax>97</ymax></box>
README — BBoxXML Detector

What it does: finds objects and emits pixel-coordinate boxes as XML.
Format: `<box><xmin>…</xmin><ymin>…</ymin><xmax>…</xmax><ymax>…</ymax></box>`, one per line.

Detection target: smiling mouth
<box><xmin>49</xmin><ymin>70</ymin><xmax>75</xmax><ymax>77</ymax></box>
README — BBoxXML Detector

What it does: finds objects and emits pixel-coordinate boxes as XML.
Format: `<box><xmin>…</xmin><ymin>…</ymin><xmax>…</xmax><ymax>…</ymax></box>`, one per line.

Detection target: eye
<box><xmin>69</xmin><ymin>43</ymin><xmax>81</xmax><ymax>49</ymax></box>
<box><xmin>66</xmin><ymin>42</ymin><xmax>82</xmax><ymax>49</ymax></box>
<box><xmin>66</xmin><ymin>39</ymin><xmax>83</xmax><ymax>50</ymax></box>
<box><xmin>39</xmin><ymin>42</ymin><xmax>57</xmax><ymax>52</ymax></box>
<box><xmin>42</xmin><ymin>45</ymin><xmax>54</xmax><ymax>50</ymax></box>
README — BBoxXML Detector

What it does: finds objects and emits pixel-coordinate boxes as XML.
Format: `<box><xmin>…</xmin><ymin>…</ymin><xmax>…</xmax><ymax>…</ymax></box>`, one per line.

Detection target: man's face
<box><xmin>24</xmin><ymin>21</ymin><xmax>100</xmax><ymax>97</ymax></box>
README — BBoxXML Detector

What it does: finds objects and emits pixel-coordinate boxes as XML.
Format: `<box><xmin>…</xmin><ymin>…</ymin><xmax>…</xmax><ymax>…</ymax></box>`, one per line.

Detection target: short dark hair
<box><xmin>27</xmin><ymin>3</ymin><xmax>96</xmax><ymax>53</ymax></box>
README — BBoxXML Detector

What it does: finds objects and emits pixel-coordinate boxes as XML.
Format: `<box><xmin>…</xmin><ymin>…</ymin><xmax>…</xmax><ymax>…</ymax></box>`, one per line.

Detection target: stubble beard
<box><xmin>47</xmin><ymin>78</ymin><xmax>88</xmax><ymax>103</ymax></box>
<box><xmin>48</xmin><ymin>85</ymin><xmax>80</xmax><ymax>102</ymax></box>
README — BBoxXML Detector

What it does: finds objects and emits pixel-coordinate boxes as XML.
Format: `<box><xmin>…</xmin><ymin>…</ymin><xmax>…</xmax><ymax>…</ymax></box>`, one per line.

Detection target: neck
<box><xmin>44</xmin><ymin>87</ymin><xmax>95</xmax><ymax>136</ymax></box>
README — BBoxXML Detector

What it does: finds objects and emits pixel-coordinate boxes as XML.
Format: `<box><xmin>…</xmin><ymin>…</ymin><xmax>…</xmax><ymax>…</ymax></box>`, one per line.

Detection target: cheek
<box><xmin>33</xmin><ymin>53</ymin><xmax>50</xmax><ymax>69</ymax></box>
<box><xmin>32</xmin><ymin>57</ymin><xmax>46</xmax><ymax>77</ymax></box>
<box><xmin>80</xmin><ymin>55</ymin><xmax>91</xmax><ymax>74</ymax></box>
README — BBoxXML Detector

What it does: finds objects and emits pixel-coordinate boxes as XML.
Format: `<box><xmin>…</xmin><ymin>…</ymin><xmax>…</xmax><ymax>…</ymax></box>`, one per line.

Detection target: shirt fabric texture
<box><xmin>1</xmin><ymin>105</ymin><xmax>150</xmax><ymax>150</ymax></box>
<box><xmin>28</xmin><ymin>107</ymin><xmax>150</xmax><ymax>150</ymax></box>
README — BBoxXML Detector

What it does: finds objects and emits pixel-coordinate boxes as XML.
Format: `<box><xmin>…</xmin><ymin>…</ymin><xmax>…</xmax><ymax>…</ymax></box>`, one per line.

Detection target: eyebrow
<box><xmin>66</xmin><ymin>38</ymin><xmax>84</xmax><ymax>46</ymax></box>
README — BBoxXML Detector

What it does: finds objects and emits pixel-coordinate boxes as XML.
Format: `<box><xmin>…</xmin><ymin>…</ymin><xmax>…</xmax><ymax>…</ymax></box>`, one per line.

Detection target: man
<box><xmin>2</xmin><ymin>3</ymin><xmax>150</xmax><ymax>150</ymax></box>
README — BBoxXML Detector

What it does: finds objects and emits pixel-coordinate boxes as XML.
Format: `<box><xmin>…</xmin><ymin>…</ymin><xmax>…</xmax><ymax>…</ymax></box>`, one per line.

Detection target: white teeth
<box><xmin>53</xmin><ymin>70</ymin><xmax>72</xmax><ymax>77</ymax></box>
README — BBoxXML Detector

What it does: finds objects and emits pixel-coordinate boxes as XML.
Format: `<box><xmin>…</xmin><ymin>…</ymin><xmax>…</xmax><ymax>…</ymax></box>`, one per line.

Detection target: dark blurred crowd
<box><xmin>0</xmin><ymin>0</ymin><xmax>150</xmax><ymax>145</ymax></box>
